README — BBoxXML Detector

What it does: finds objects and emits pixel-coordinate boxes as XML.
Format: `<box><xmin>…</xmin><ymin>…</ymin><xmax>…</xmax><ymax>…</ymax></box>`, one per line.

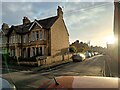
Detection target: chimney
<box><xmin>2</xmin><ymin>23</ymin><xmax>9</xmax><ymax>30</ymax></box>
<box><xmin>23</xmin><ymin>16</ymin><xmax>31</xmax><ymax>25</ymax></box>
<box><xmin>76</xmin><ymin>40</ymin><xmax>79</xmax><ymax>43</ymax></box>
<box><xmin>57</xmin><ymin>6</ymin><xmax>63</xmax><ymax>18</ymax></box>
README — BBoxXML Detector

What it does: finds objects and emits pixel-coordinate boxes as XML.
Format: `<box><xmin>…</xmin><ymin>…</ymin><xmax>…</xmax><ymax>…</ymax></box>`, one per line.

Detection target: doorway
<box><xmin>27</xmin><ymin>48</ymin><xmax>30</xmax><ymax>57</ymax></box>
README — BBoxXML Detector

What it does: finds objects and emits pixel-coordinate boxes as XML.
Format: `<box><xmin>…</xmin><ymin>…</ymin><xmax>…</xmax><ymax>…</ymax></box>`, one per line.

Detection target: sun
<box><xmin>105</xmin><ymin>35</ymin><xmax>115</xmax><ymax>44</ymax></box>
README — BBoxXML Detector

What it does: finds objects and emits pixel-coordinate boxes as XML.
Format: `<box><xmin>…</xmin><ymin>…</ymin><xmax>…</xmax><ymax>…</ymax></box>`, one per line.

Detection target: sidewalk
<box><xmin>105</xmin><ymin>55</ymin><xmax>118</xmax><ymax>77</ymax></box>
<box><xmin>31</xmin><ymin>59</ymin><xmax>72</xmax><ymax>72</ymax></box>
<box><xmin>3</xmin><ymin>59</ymin><xmax>72</xmax><ymax>73</ymax></box>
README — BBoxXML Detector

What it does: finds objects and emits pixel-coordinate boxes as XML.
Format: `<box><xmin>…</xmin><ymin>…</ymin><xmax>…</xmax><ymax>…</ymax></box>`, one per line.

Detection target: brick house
<box><xmin>70</xmin><ymin>40</ymin><xmax>90</xmax><ymax>52</ymax></box>
<box><xmin>1</xmin><ymin>6</ymin><xmax>69</xmax><ymax>65</ymax></box>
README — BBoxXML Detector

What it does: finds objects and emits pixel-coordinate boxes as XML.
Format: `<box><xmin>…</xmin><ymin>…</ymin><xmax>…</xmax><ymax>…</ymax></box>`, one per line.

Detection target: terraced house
<box><xmin>1</xmin><ymin>6</ymin><xmax>69</xmax><ymax>65</ymax></box>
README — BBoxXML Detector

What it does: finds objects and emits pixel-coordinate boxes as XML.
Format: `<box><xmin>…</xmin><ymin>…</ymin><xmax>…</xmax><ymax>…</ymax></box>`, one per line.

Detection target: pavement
<box><xmin>31</xmin><ymin>59</ymin><xmax>72</xmax><ymax>71</ymax></box>
<box><xmin>104</xmin><ymin>55</ymin><xmax>118</xmax><ymax>77</ymax></box>
<box><xmin>2</xmin><ymin>59</ymin><xmax>72</xmax><ymax>74</ymax></box>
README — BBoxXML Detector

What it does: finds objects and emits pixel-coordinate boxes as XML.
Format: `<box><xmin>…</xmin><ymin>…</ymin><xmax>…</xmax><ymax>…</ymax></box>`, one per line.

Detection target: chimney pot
<box><xmin>57</xmin><ymin>6</ymin><xmax>63</xmax><ymax>18</ymax></box>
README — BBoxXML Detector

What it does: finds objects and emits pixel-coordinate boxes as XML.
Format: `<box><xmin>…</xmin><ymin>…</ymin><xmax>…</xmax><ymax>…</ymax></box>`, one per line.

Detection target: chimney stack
<box><xmin>57</xmin><ymin>6</ymin><xmax>63</xmax><ymax>18</ymax></box>
<box><xmin>2</xmin><ymin>23</ymin><xmax>9</xmax><ymax>31</ymax></box>
<box><xmin>23</xmin><ymin>16</ymin><xmax>31</xmax><ymax>25</ymax></box>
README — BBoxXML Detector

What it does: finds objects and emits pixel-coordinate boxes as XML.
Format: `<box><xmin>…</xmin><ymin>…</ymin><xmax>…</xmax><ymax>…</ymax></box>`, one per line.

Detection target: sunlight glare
<box><xmin>106</xmin><ymin>35</ymin><xmax>115</xmax><ymax>44</ymax></box>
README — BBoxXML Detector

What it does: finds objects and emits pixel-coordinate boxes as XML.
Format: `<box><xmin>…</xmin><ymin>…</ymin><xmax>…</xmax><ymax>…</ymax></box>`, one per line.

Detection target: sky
<box><xmin>0</xmin><ymin>0</ymin><xmax>114</xmax><ymax>48</ymax></box>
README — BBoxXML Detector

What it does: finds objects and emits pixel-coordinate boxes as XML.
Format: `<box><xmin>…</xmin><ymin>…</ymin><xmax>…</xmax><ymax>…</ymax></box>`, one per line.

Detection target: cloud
<box><xmin>2</xmin><ymin>2</ymin><xmax>60</xmax><ymax>26</ymax></box>
<box><xmin>62</xmin><ymin>2</ymin><xmax>113</xmax><ymax>47</ymax></box>
<box><xmin>2</xmin><ymin>2</ymin><xmax>34</xmax><ymax>25</ymax></box>
<box><xmin>1</xmin><ymin>1</ymin><xmax>114</xmax><ymax>47</ymax></box>
<box><xmin>1</xmin><ymin>0</ymin><xmax>113</xmax><ymax>2</ymax></box>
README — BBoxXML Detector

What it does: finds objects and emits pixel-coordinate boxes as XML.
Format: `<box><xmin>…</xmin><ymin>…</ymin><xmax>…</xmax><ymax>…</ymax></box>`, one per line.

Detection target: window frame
<box><xmin>40</xmin><ymin>31</ymin><xmax>42</xmax><ymax>40</ymax></box>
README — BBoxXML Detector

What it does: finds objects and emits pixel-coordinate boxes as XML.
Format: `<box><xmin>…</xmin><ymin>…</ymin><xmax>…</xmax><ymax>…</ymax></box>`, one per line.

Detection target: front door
<box><xmin>27</xmin><ymin>48</ymin><xmax>30</xmax><ymax>57</ymax></box>
<box><xmin>40</xmin><ymin>47</ymin><xmax>42</xmax><ymax>56</ymax></box>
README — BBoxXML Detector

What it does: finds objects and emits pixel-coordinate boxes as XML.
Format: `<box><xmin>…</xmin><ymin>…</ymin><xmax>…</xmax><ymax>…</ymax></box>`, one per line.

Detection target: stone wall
<box><xmin>50</xmin><ymin>16</ymin><xmax>69</xmax><ymax>63</ymax></box>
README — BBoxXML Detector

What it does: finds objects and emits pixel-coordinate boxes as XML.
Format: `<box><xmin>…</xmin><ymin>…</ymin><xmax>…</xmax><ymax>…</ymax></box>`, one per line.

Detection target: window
<box><xmin>24</xmin><ymin>35</ymin><xmax>26</xmax><ymax>43</ymax></box>
<box><xmin>13</xmin><ymin>49</ymin><xmax>15</xmax><ymax>56</ymax></box>
<box><xmin>9</xmin><ymin>37</ymin><xmax>11</xmax><ymax>44</ymax></box>
<box><xmin>23</xmin><ymin>48</ymin><xmax>26</xmax><ymax>58</ymax></box>
<box><xmin>40</xmin><ymin>31</ymin><xmax>42</xmax><ymax>40</ymax></box>
<box><xmin>28</xmin><ymin>35</ymin><xmax>30</xmax><ymax>42</ymax></box>
<box><xmin>10</xmin><ymin>36</ymin><xmax>13</xmax><ymax>44</ymax></box>
<box><xmin>32</xmin><ymin>47</ymin><xmax>35</xmax><ymax>56</ymax></box>
<box><xmin>19</xmin><ymin>35</ymin><xmax>21</xmax><ymax>43</ymax></box>
<box><xmin>15</xmin><ymin>35</ymin><xmax>18</xmax><ymax>43</ymax></box>
<box><xmin>36</xmin><ymin>47</ymin><xmax>39</xmax><ymax>56</ymax></box>
<box><xmin>32</xmin><ymin>32</ymin><xmax>35</xmax><ymax>41</ymax></box>
<box><xmin>13</xmin><ymin>35</ymin><xmax>15</xmax><ymax>43</ymax></box>
<box><xmin>39</xmin><ymin>47</ymin><xmax>42</xmax><ymax>56</ymax></box>
<box><xmin>36</xmin><ymin>31</ymin><xmax>39</xmax><ymax>40</ymax></box>
<box><xmin>11</xmin><ymin>49</ymin><xmax>15</xmax><ymax>56</ymax></box>
<box><xmin>44</xmin><ymin>31</ymin><xmax>46</xmax><ymax>40</ymax></box>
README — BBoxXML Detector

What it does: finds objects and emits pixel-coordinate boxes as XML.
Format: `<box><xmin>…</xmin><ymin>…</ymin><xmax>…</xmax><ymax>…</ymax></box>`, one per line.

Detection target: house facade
<box><xmin>1</xmin><ymin>6</ymin><xmax>69</xmax><ymax>65</ymax></box>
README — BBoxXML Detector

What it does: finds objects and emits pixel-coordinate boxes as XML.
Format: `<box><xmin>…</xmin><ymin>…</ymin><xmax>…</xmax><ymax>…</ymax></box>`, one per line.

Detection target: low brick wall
<box><xmin>44</xmin><ymin>54</ymin><xmax>72</xmax><ymax>65</ymax></box>
<box><xmin>17</xmin><ymin>54</ymin><xmax>72</xmax><ymax>66</ymax></box>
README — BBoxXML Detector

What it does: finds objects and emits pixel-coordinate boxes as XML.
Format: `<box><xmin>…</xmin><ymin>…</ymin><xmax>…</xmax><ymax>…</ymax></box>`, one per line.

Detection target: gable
<box><xmin>62</xmin><ymin>19</ymin><xmax>69</xmax><ymax>36</ymax></box>
<box><xmin>51</xmin><ymin>17</ymin><xmax>69</xmax><ymax>36</ymax></box>
<box><xmin>29</xmin><ymin>20</ymin><xmax>42</xmax><ymax>31</ymax></box>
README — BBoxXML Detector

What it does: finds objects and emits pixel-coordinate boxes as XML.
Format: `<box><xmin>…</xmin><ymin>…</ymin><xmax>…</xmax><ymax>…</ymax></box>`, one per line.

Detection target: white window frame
<box><xmin>40</xmin><ymin>31</ymin><xmax>42</xmax><ymax>40</ymax></box>
<box><xmin>24</xmin><ymin>35</ymin><xmax>26</xmax><ymax>43</ymax></box>
<box><xmin>36</xmin><ymin>31</ymin><xmax>39</xmax><ymax>40</ymax></box>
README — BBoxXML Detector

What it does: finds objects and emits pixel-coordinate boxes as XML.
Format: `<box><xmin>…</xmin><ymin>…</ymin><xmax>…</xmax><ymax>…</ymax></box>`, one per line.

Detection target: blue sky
<box><xmin>1</xmin><ymin>0</ymin><xmax>114</xmax><ymax>47</ymax></box>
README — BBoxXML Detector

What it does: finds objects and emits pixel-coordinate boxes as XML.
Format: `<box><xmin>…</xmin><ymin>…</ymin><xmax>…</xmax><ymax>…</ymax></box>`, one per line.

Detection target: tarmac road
<box><xmin>2</xmin><ymin>54</ymin><xmax>113</xmax><ymax>89</ymax></box>
<box><xmin>40</xmin><ymin>54</ymin><xmax>105</xmax><ymax>77</ymax></box>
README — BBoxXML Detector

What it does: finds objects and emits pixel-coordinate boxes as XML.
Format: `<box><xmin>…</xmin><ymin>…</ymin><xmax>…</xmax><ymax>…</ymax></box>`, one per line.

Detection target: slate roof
<box><xmin>37</xmin><ymin>16</ymin><xmax>58</xmax><ymax>29</ymax></box>
<box><xmin>7</xmin><ymin>16</ymin><xmax>58</xmax><ymax>35</ymax></box>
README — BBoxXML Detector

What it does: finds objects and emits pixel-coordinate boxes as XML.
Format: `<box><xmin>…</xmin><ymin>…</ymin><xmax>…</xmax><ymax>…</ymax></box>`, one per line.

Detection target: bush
<box><xmin>9</xmin><ymin>56</ymin><xmax>17</xmax><ymax>64</ymax></box>
<box><xmin>69</xmin><ymin>46</ymin><xmax>77</xmax><ymax>53</ymax></box>
<box><xmin>2</xmin><ymin>53</ymin><xmax>11</xmax><ymax>64</ymax></box>
<box><xmin>18</xmin><ymin>57</ymin><xmax>37</xmax><ymax>62</ymax></box>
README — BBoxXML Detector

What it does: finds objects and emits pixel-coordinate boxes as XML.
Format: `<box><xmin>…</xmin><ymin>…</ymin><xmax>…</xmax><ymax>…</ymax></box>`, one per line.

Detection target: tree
<box><xmin>69</xmin><ymin>46</ymin><xmax>77</xmax><ymax>53</ymax></box>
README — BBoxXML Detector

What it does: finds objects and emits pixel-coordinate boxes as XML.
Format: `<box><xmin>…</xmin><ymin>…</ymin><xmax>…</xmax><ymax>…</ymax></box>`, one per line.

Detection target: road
<box><xmin>2</xmin><ymin>54</ymin><xmax>111</xmax><ymax>89</ymax></box>
<box><xmin>40</xmin><ymin>54</ymin><xmax>105</xmax><ymax>76</ymax></box>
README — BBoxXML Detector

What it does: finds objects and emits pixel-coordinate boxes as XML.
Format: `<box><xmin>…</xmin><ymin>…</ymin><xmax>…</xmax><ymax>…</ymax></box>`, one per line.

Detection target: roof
<box><xmin>37</xmin><ymin>16</ymin><xmax>58</xmax><ymax>29</ymax></box>
<box><xmin>6</xmin><ymin>16</ymin><xmax>58</xmax><ymax>35</ymax></box>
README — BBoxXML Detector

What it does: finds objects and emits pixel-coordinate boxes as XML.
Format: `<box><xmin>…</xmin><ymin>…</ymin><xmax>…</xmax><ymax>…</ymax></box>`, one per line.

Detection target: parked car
<box><xmin>91</xmin><ymin>52</ymin><xmax>95</xmax><ymax>56</ymax></box>
<box><xmin>72</xmin><ymin>53</ymin><xmax>85</xmax><ymax>62</ymax></box>
<box><xmin>94</xmin><ymin>52</ymin><xmax>99</xmax><ymax>55</ymax></box>
<box><xmin>85</xmin><ymin>51</ymin><xmax>91</xmax><ymax>58</ymax></box>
